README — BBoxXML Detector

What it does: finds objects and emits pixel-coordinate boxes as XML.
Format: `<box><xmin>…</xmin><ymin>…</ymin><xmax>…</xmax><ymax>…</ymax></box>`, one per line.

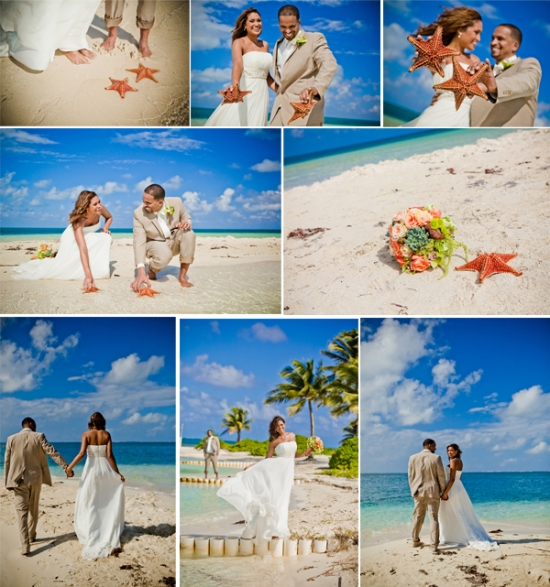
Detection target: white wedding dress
<box><xmin>205</xmin><ymin>52</ymin><xmax>272</xmax><ymax>127</ymax></box>
<box><xmin>0</xmin><ymin>0</ymin><xmax>100</xmax><ymax>71</ymax></box>
<box><xmin>74</xmin><ymin>445</ymin><xmax>125</xmax><ymax>560</ymax></box>
<box><xmin>13</xmin><ymin>223</ymin><xmax>111</xmax><ymax>281</ymax></box>
<box><xmin>405</xmin><ymin>61</ymin><xmax>472</xmax><ymax>128</ymax></box>
<box><xmin>440</xmin><ymin>469</ymin><xmax>498</xmax><ymax>551</ymax></box>
<box><xmin>217</xmin><ymin>440</ymin><xmax>296</xmax><ymax>543</ymax></box>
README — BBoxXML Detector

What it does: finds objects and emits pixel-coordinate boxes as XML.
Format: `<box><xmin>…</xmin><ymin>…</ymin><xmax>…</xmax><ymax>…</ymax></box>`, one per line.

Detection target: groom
<box><xmin>4</xmin><ymin>418</ymin><xmax>73</xmax><ymax>555</ymax></box>
<box><xmin>131</xmin><ymin>183</ymin><xmax>196</xmax><ymax>291</ymax></box>
<box><xmin>408</xmin><ymin>438</ymin><xmax>446</xmax><ymax>552</ymax></box>
<box><xmin>270</xmin><ymin>4</ymin><xmax>338</xmax><ymax>126</ymax></box>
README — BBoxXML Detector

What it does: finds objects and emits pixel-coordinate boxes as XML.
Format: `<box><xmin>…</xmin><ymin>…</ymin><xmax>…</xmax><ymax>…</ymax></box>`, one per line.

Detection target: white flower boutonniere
<box><xmin>501</xmin><ymin>59</ymin><xmax>515</xmax><ymax>71</ymax></box>
<box><xmin>291</xmin><ymin>32</ymin><xmax>307</xmax><ymax>47</ymax></box>
<box><xmin>165</xmin><ymin>205</ymin><xmax>175</xmax><ymax>216</ymax></box>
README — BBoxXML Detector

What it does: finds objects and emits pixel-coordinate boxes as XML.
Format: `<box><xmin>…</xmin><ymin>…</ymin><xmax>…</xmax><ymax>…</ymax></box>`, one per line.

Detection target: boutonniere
<box><xmin>501</xmin><ymin>60</ymin><xmax>515</xmax><ymax>71</ymax></box>
<box><xmin>291</xmin><ymin>32</ymin><xmax>307</xmax><ymax>47</ymax></box>
<box><xmin>165</xmin><ymin>205</ymin><xmax>175</xmax><ymax>216</ymax></box>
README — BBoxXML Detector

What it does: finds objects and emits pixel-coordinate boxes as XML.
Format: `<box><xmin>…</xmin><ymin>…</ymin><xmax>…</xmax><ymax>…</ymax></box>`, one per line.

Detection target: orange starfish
<box><xmin>83</xmin><ymin>286</ymin><xmax>100</xmax><ymax>293</ymax></box>
<box><xmin>126</xmin><ymin>64</ymin><xmax>159</xmax><ymax>83</ymax></box>
<box><xmin>408</xmin><ymin>26</ymin><xmax>460</xmax><ymax>77</ymax></box>
<box><xmin>455</xmin><ymin>253</ymin><xmax>522</xmax><ymax>283</ymax></box>
<box><xmin>105</xmin><ymin>77</ymin><xmax>137</xmax><ymax>99</ymax></box>
<box><xmin>433</xmin><ymin>57</ymin><xmax>489</xmax><ymax>110</ymax></box>
<box><xmin>288</xmin><ymin>91</ymin><xmax>318</xmax><ymax>124</ymax></box>
<box><xmin>137</xmin><ymin>286</ymin><xmax>161</xmax><ymax>297</ymax></box>
<box><xmin>218</xmin><ymin>83</ymin><xmax>251</xmax><ymax>105</ymax></box>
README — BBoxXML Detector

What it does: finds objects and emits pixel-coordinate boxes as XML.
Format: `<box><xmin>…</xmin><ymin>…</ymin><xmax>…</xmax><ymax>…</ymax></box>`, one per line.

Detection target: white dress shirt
<box><xmin>277</xmin><ymin>30</ymin><xmax>304</xmax><ymax>78</ymax></box>
<box><xmin>206</xmin><ymin>437</ymin><xmax>214</xmax><ymax>454</ymax></box>
<box><xmin>157</xmin><ymin>207</ymin><xmax>171</xmax><ymax>239</ymax></box>
<box><xmin>493</xmin><ymin>54</ymin><xmax>519</xmax><ymax>76</ymax></box>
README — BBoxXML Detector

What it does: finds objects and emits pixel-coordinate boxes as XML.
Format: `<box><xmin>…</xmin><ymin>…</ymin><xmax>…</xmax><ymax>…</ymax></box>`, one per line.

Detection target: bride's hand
<box><xmin>101</xmin><ymin>228</ymin><xmax>111</xmax><ymax>235</ymax></box>
<box><xmin>66</xmin><ymin>468</ymin><xmax>74</xmax><ymax>478</ymax></box>
<box><xmin>119</xmin><ymin>474</ymin><xmax>125</xmax><ymax>482</ymax></box>
<box><xmin>83</xmin><ymin>276</ymin><xmax>96</xmax><ymax>291</ymax></box>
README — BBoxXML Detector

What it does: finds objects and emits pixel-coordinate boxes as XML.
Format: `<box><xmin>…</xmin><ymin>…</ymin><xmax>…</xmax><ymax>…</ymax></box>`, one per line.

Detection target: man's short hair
<box><xmin>278</xmin><ymin>4</ymin><xmax>300</xmax><ymax>19</ymax></box>
<box><xmin>22</xmin><ymin>417</ymin><xmax>36</xmax><ymax>428</ymax></box>
<box><xmin>498</xmin><ymin>23</ymin><xmax>522</xmax><ymax>47</ymax></box>
<box><xmin>423</xmin><ymin>438</ymin><xmax>435</xmax><ymax>447</ymax></box>
<box><xmin>144</xmin><ymin>184</ymin><xmax>165</xmax><ymax>200</ymax></box>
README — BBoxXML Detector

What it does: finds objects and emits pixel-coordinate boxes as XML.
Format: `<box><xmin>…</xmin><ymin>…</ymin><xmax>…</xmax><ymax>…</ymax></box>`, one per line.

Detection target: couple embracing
<box><xmin>205</xmin><ymin>4</ymin><xmax>338</xmax><ymax>127</ymax></box>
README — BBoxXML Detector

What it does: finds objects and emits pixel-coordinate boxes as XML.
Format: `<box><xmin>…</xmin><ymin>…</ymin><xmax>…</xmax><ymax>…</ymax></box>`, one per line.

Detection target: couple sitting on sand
<box><xmin>12</xmin><ymin>183</ymin><xmax>195</xmax><ymax>293</ymax></box>
<box><xmin>0</xmin><ymin>0</ymin><xmax>155</xmax><ymax>71</ymax></box>
<box><xmin>409</xmin><ymin>439</ymin><xmax>498</xmax><ymax>552</ymax></box>
<box><xmin>5</xmin><ymin>414</ymin><xmax>125</xmax><ymax>559</ymax></box>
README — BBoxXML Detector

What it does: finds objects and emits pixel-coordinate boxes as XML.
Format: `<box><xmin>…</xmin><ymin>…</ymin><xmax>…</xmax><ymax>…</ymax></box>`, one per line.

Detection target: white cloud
<box><xmin>2</xmin><ymin>129</ymin><xmax>57</xmax><ymax>144</ymax></box>
<box><xmin>210</xmin><ymin>321</ymin><xmax>221</xmax><ymax>334</ymax></box>
<box><xmin>182</xmin><ymin>354</ymin><xmax>255</xmax><ymax>388</ymax></box>
<box><xmin>0</xmin><ymin>172</ymin><xmax>30</xmax><ymax>201</ymax></box>
<box><xmin>113</xmin><ymin>130</ymin><xmax>204</xmax><ymax>152</ymax></box>
<box><xmin>250</xmin><ymin>323</ymin><xmax>287</xmax><ymax>343</ymax></box>
<box><xmin>43</xmin><ymin>184</ymin><xmax>86</xmax><ymax>201</ymax></box>
<box><xmin>164</xmin><ymin>175</ymin><xmax>183</xmax><ymax>190</ymax></box>
<box><xmin>291</xmin><ymin>129</ymin><xmax>304</xmax><ymax>138</ymax></box>
<box><xmin>384</xmin><ymin>22</ymin><xmax>411</xmax><ymax>66</ymax></box>
<box><xmin>498</xmin><ymin>385</ymin><xmax>550</xmax><ymax>419</ymax></box>
<box><xmin>239</xmin><ymin>189</ymin><xmax>281</xmax><ymax>212</ymax></box>
<box><xmin>102</xmin><ymin>353</ymin><xmax>164</xmax><ymax>386</ymax></box>
<box><xmin>95</xmin><ymin>181</ymin><xmax>128</xmax><ymax>196</ymax></box>
<box><xmin>216</xmin><ymin>188</ymin><xmax>235</xmax><ymax>212</ymax></box>
<box><xmin>182</xmin><ymin>191</ymin><xmax>213</xmax><ymax>213</ymax></box>
<box><xmin>34</xmin><ymin>179</ymin><xmax>51</xmax><ymax>188</ymax></box>
<box><xmin>190</xmin><ymin>2</ymin><xmax>232</xmax><ymax>50</ymax></box>
<box><xmin>526</xmin><ymin>441</ymin><xmax>550</xmax><ymax>455</ymax></box>
<box><xmin>191</xmin><ymin>67</ymin><xmax>232</xmax><ymax>83</ymax></box>
<box><xmin>250</xmin><ymin>159</ymin><xmax>281</xmax><ymax>173</ymax></box>
<box><xmin>122</xmin><ymin>412</ymin><xmax>167</xmax><ymax>425</ymax></box>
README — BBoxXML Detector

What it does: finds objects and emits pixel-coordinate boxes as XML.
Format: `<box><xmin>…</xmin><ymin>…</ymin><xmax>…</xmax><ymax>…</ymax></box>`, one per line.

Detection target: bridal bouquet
<box><xmin>32</xmin><ymin>243</ymin><xmax>54</xmax><ymax>260</ymax></box>
<box><xmin>388</xmin><ymin>206</ymin><xmax>468</xmax><ymax>278</ymax></box>
<box><xmin>306</xmin><ymin>436</ymin><xmax>324</xmax><ymax>455</ymax></box>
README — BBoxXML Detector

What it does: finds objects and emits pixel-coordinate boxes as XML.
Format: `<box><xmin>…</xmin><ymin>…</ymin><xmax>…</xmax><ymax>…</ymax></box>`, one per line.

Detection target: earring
<box><xmin>458</xmin><ymin>32</ymin><xmax>462</xmax><ymax>38</ymax></box>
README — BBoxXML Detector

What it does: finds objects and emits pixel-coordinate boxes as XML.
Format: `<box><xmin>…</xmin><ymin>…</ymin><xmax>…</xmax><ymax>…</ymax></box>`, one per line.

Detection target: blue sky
<box><xmin>0</xmin><ymin>318</ymin><xmax>176</xmax><ymax>442</ymax></box>
<box><xmin>180</xmin><ymin>318</ymin><xmax>357</xmax><ymax>448</ymax></box>
<box><xmin>384</xmin><ymin>0</ymin><xmax>550</xmax><ymax>126</ymax></box>
<box><xmin>0</xmin><ymin>128</ymin><xmax>281</xmax><ymax>229</ymax></box>
<box><xmin>191</xmin><ymin>0</ymin><xmax>380</xmax><ymax>122</ymax></box>
<box><xmin>361</xmin><ymin>318</ymin><xmax>550</xmax><ymax>473</ymax></box>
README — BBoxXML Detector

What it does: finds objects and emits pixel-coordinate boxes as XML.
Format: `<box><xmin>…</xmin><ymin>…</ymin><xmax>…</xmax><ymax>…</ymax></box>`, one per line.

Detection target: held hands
<box><xmin>119</xmin><ymin>474</ymin><xmax>125</xmax><ymax>482</ymax></box>
<box><xmin>441</xmin><ymin>492</ymin><xmax>448</xmax><ymax>501</ymax></box>
<box><xmin>66</xmin><ymin>468</ymin><xmax>74</xmax><ymax>478</ymax></box>
<box><xmin>466</xmin><ymin>59</ymin><xmax>497</xmax><ymax>94</ymax></box>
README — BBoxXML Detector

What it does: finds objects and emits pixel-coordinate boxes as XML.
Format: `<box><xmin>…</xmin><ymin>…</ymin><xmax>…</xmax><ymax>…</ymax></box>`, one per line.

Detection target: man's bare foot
<box><xmin>79</xmin><ymin>49</ymin><xmax>96</xmax><ymax>60</ymax></box>
<box><xmin>62</xmin><ymin>50</ymin><xmax>90</xmax><ymax>65</ymax></box>
<box><xmin>178</xmin><ymin>275</ymin><xmax>194</xmax><ymax>288</ymax></box>
<box><xmin>102</xmin><ymin>28</ymin><xmax>118</xmax><ymax>51</ymax></box>
<box><xmin>148</xmin><ymin>270</ymin><xmax>157</xmax><ymax>281</ymax></box>
<box><xmin>139</xmin><ymin>29</ymin><xmax>152</xmax><ymax>57</ymax></box>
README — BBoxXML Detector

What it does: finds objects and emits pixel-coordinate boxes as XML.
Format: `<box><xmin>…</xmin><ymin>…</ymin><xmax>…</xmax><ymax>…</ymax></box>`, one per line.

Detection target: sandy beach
<box><xmin>0</xmin><ymin>479</ymin><xmax>175</xmax><ymax>587</ymax></box>
<box><xmin>0</xmin><ymin>236</ymin><xmax>281</xmax><ymax>314</ymax></box>
<box><xmin>0</xmin><ymin>0</ymin><xmax>189</xmax><ymax>126</ymax></box>
<box><xmin>181</xmin><ymin>447</ymin><xmax>358</xmax><ymax>587</ymax></box>
<box><xmin>283</xmin><ymin>129</ymin><xmax>550</xmax><ymax>315</ymax></box>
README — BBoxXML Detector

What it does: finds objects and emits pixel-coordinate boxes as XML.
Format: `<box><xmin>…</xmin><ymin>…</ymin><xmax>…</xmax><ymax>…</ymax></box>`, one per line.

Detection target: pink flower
<box><xmin>404</xmin><ymin>211</ymin><xmax>420</xmax><ymax>228</ymax></box>
<box><xmin>410</xmin><ymin>255</ymin><xmax>431</xmax><ymax>272</ymax></box>
<box><xmin>414</xmin><ymin>209</ymin><xmax>433</xmax><ymax>227</ymax></box>
<box><xmin>393</xmin><ymin>210</ymin><xmax>406</xmax><ymax>222</ymax></box>
<box><xmin>430</xmin><ymin>208</ymin><xmax>442</xmax><ymax>218</ymax></box>
<box><xmin>391</xmin><ymin>223</ymin><xmax>407</xmax><ymax>241</ymax></box>
<box><xmin>390</xmin><ymin>238</ymin><xmax>405</xmax><ymax>266</ymax></box>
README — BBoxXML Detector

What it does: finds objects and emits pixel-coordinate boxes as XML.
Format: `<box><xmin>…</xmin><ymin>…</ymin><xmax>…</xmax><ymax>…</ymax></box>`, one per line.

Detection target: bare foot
<box><xmin>148</xmin><ymin>270</ymin><xmax>157</xmax><ymax>281</ymax></box>
<box><xmin>79</xmin><ymin>49</ymin><xmax>96</xmax><ymax>60</ymax></box>
<box><xmin>178</xmin><ymin>275</ymin><xmax>194</xmax><ymax>288</ymax></box>
<box><xmin>62</xmin><ymin>50</ymin><xmax>90</xmax><ymax>65</ymax></box>
<box><xmin>139</xmin><ymin>29</ymin><xmax>152</xmax><ymax>57</ymax></box>
<box><xmin>102</xmin><ymin>28</ymin><xmax>118</xmax><ymax>51</ymax></box>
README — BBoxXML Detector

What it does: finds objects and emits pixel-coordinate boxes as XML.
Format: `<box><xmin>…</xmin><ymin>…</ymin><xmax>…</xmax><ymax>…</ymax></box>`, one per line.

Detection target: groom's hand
<box><xmin>175</xmin><ymin>220</ymin><xmax>192</xmax><ymax>231</ymax></box>
<box><xmin>131</xmin><ymin>268</ymin><xmax>151</xmax><ymax>292</ymax></box>
<box><xmin>467</xmin><ymin>59</ymin><xmax>497</xmax><ymax>95</ymax></box>
<box><xmin>300</xmin><ymin>87</ymin><xmax>318</xmax><ymax>103</ymax></box>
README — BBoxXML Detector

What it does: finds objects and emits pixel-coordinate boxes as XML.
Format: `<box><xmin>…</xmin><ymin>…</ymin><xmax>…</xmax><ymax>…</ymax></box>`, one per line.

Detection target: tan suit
<box><xmin>4</xmin><ymin>429</ymin><xmax>68</xmax><ymax>553</ymax></box>
<box><xmin>203</xmin><ymin>435</ymin><xmax>220</xmax><ymax>476</ymax></box>
<box><xmin>133</xmin><ymin>197</ymin><xmax>196</xmax><ymax>272</ymax></box>
<box><xmin>471</xmin><ymin>57</ymin><xmax>542</xmax><ymax>127</ymax></box>
<box><xmin>270</xmin><ymin>32</ymin><xmax>338</xmax><ymax>126</ymax></box>
<box><xmin>104</xmin><ymin>0</ymin><xmax>156</xmax><ymax>30</ymax></box>
<box><xmin>408</xmin><ymin>449</ymin><xmax>446</xmax><ymax>548</ymax></box>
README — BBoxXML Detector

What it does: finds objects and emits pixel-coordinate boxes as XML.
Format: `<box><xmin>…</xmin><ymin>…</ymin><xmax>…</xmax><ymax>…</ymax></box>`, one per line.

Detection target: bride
<box><xmin>217</xmin><ymin>416</ymin><xmax>312</xmax><ymax>543</ymax></box>
<box><xmin>205</xmin><ymin>7</ymin><xmax>276</xmax><ymax>127</ymax></box>
<box><xmin>66</xmin><ymin>412</ymin><xmax>125</xmax><ymax>560</ymax></box>
<box><xmin>440</xmin><ymin>444</ymin><xmax>498</xmax><ymax>551</ymax></box>
<box><xmin>405</xmin><ymin>7</ymin><xmax>485</xmax><ymax>127</ymax></box>
<box><xmin>13</xmin><ymin>190</ymin><xmax>112</xmax><ymax>291</ymax></box>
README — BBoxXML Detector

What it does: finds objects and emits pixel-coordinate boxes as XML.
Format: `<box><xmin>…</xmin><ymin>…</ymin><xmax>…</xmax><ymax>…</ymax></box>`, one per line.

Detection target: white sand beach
<box><xmin>0</xmin><ymin>479</ymin><xmax>175</xmax><ymax>587</ymax></box>
<box><xmin>283</xmin><ymin>129</ymin><xmax>550</xmax><ymax>315</ymax></box>
<box><xmin>0</xmin><ymin>236</ymin><xmax>281</xmax><ymax>314</ymax></box>
<box><xmin>0</xmin><ymin>0</ymin><xmax>189</xmax><ymax>126</ymax></box>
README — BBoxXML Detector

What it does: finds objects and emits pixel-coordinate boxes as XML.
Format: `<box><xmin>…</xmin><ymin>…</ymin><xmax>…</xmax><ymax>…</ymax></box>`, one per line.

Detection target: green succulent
<box><xmin>404</xmin><ymin>227</ymin><xmax>429</xmax><ymax>251</ymax></box>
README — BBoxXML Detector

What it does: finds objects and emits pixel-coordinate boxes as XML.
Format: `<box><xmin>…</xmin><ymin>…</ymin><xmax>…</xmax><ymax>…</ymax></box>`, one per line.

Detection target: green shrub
<box><xmin>327</xmin><ymin>437</ymin><xmax>358</xmax><ymax>477</ymax></box>
<box><xmin>227</xmin><ymin>438</ymin><xmax>269</xmax><ymax>456</ymax></box>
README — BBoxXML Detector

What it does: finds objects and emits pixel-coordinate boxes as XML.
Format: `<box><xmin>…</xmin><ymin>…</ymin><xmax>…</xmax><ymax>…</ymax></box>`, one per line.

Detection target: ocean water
<box><xmin>0</xmin><ymin>442</ymin><xmax>176</xmax><ymax>494</ymax></box>
<box><xmin>181</xmin><ymin>478</ymin><xmax>237</xmax><ymax>527</ymax></box>
<box><xmin>361</xmin><ymin>472</ymin><xmax>550</xmax><ymax>538</ymax></box>
<box><xmin>284</xmin><ymin>128</ymin><xmax>516</xmax><ymax>189</ymax></box>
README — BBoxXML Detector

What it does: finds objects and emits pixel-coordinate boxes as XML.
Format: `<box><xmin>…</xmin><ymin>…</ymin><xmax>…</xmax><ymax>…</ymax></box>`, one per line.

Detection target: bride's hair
<box><xmin>447</xmin><ymin>443</ymin><xmax>462</xmax><ymax>460</ymax></box>
<box><xmin>88</xmin><ymin>412</ymin><xmax>106</xmax><ymax>430</ymax></box>
<box><xmin>69</xmin><ymin>190</ymin><xmax>99</xmax><ymax>226</ymax></box>
<box><xmin>415</xmin><ymin>7</ymin><xmax>482</xmax><ymax>46</ymax></box>
<box><xmin>232</xmin><ymin>8</ymin><xmax>261</xmax><ymax>42</ymax></box>
<box><xmin>269</xmin><ymin>416</ymin><xmax>285</xmax><ymax>440</ymax></box>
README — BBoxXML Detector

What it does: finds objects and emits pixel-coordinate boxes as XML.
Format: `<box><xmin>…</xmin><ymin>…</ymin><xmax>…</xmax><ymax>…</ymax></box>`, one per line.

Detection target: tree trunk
<box><xmin>308</xmin><ymin>400</ymin><xmax>314</xmax><ymax>437</ymax></box>
<box><xmin>237</xmin><ymin>429</ymin><xmax>241</xmax><ymax>443</ymax></box>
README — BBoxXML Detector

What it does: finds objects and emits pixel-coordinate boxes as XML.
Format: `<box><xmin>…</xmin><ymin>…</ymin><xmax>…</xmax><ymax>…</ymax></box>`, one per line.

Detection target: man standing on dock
<box><xmin>204</xmin><ymin>429</ymin><xmax>220</xmax><ymax>481</ymax></box>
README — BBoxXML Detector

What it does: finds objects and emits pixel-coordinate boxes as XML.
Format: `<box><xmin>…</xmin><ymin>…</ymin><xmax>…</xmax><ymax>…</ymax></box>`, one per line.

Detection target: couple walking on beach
<box><xmin>12</xmin><ymin>183</ymin><xmax>195</xmax><ymax>294</ymax></box>
<box><xmin>409</xmin><ymin>438</ymin><xmax>498</xmax><ymax>552</ymax></box>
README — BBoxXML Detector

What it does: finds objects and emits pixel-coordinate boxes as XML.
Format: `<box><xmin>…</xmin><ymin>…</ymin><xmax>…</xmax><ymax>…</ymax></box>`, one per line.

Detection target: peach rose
<box><xmin>404</xmin><ymin>210</ymin><xmax>420</xmax><ymax>228</ymax></box>
<box><xmin>400</xmin><ymin>245</ymin><xmax>412</xmax><ymax>258</ymax></box>
<box><xmin>430</xmin><ymin>208</ymin><xmax>442</xmax><ymax>218</ymax></box>
<box><xmin>390</xmin><ymin>238</ymin><xmax>405</xmax><ymax>265</ymax></box>
<box><xmin>410</xmin><ymin>255</ymin><xmax>431</xmax><ymax>272</ymax></box>
<box><xmin>391</xmin><ymin>223</ymin><xmax>407</xmax><ymax>241</ymax></box>
<box><xmin>414</xmin><ymin>209</ymin><xmax>433</xmax><ymax>227</ymax></box>
<box><xmin>393</xmin><ymin>210</ymin><xmax>406</xmax><ymax>222</ymax></box>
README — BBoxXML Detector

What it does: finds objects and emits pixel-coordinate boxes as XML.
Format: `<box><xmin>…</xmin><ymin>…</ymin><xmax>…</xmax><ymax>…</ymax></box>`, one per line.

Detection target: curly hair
<box><xmin>447</xmin><ymin>443</ymin><xmax>463</xmax><ymax>460</ymax></box>
<box><xmin>88</xmin><ymin>412</ymin><xmax>106</xmax><ymax>430</ymax></box>
<box><xmin>415</xmin><ymin>7</ymin><xmax>483</xmax><ymax>47</ymax></box>
<box><xmin>68</xmin><ymin>190</ymin><xmax>99</xmax><ymax>225</ymax></box>
<box><xmin>232</xmin><ymin>8</ymin><xmax>261</xmax><ymax>42</ymax></box>
<box><xmin>269</xmin><ymin>416</ymin><xmax>285</xmax><ymax>441</ymax></box>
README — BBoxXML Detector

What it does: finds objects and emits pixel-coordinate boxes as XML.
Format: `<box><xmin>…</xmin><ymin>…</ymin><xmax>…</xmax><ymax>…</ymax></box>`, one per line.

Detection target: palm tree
<box><xmin>221</xmin><ymin>407</ymin><xmax>253</xmax><ymax>443</ymax></box>
<box><xmin>341</xmin><ymin>419</ymin><xmax>358</xmax><ymax>443</ymax></box>
<box><xmin>265</xmin><ymin>359</ymin><xmax>328</xmax><ymax>437</ymax></box>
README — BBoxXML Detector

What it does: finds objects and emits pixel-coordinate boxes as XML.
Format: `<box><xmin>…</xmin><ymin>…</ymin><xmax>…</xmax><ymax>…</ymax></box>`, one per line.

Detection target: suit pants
<box><xmin>104</xmin><ymin>0</ymin><xmax>156</xmax><ymax>29</ymax></box>
<box><xmin>412</xmin><ymin>496</ymin><xmax>440</xmax><ymax>547</ymax></box>
<box><xmin>146</xmin><ymin>229</ymin><xmax>196</xmax><ymax>272</ymax></box>
<box><xmin>269</xmin><ymin>106</ymin><xmax>323</xmax><ymax>127</ymax></box>
<box><xmin>204</xmin><ymin>453</ymin><xmax>218</xmax><ymax>476</ymax></box>
<box><xmin>12</xmin><ymin>484</ymin><xmax>41</xmax><ymax>554</ymax></box>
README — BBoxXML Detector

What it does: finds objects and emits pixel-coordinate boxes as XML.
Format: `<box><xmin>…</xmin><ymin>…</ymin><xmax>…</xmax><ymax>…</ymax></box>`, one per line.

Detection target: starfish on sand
<box><xmin>288</xmin><ymin>91</ymin><xmax>318</xmax><ymax>124</ymax></box>
<box><xmin>127</xmin><ymin>64</ymin><xmax>159</xmax><ymax>83</ymax></box>
<box><xmin>137</xmin><ymin>286</ymin><xmax>161</xmax><ymax>297</ymax></box>
<box><xmin>455</xmin><ymin>252</ymin><xmax>522</xmax><ymax>283</ymax></box>
<box><xmin>408</xmin><ymin>25</ymin><xmax>460</xmax><ymax>77</ymax></box>
<box><xmin>218</xmin><ymin>84</ymin><xmax>251</xmax><ymax>104</ymax></box>
<box><xmin>83</xmin><ymin>286</ymin><xmax>100</xmax><ymax>293</ymax></box>
<box><xmin>434</xmin><ymin>57</ymin><xmax>489</xmax><ymax>110</ymax></box>
<box><xmin>105</xmin><ymin>77</ymin><xmax>137</xmax><ymax>99</ymax></box>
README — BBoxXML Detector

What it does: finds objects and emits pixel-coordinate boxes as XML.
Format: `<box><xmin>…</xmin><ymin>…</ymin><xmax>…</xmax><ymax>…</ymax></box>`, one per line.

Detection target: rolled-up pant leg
<box><xmin>137</xmin><ymin>0</ymin><xmax>156</xmax><ymax>29</ymax></box>
<box><xmin>104</xmin><ymin>0</ymin><xmax>124</xmax><ymax>28</ymax></box>
<box><xmin>169</xmin><ymin>229</ymin><xmax>196</xmax><ymax>265</ymax></box>
<box><xmin>146</xmin><ymin>240</ymin><xmax>173</xmax><ymax>273</ymax></box>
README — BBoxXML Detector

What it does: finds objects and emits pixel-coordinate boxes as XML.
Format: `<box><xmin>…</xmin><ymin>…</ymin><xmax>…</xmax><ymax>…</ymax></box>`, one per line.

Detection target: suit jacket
<box><xmin>4</xmin><ymin>429</ymin><xmax>68</xmax><ymax>488</ymax></box>
<box><xmin>133</xmin><ymin>197</ymin><xmax>192</xmax><ymax>266</ymax></box>
<box><xmin>408</xmin><ymin>449</ymin><xmax>446</xmax><ymax>500</ymax></box>
<box><xmin>470</xmin><ymin>57</ymin><xmax>542</xmax><ymax>127</ymax></box>
<box><xmin>203</xmin><ymin>436</ymin><xmax>220</xmax><ymax>456</ymax></box>
<box><xmin>270</xmin><ymin>32</ymin><xmax>338</xmax><ymax>126</ymax></box>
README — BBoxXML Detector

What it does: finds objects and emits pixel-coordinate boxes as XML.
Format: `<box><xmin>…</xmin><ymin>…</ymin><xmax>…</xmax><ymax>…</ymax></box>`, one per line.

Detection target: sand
<box><xmin>283</xmin><ymin>129</ymin><xmax>550</xmax><ymax>315</ymax></box>
<box><xmin>0</xmin><ymin>236</ymin><xmax>281</xmax><ymax>314</ymax></box>
<box><xmin>0</xmin><ymin>0</ymin><xmax>189</xmax><ymax>126</ymax></box>
<box><xmin>181</xmin><ymin>448</ymin><xmax>358</xmax><ymax>587</ymax></box>
<box><xmin>0</xmin><ymin>479</ymin><xmax>175</xmax><ymax>587</ymax></box>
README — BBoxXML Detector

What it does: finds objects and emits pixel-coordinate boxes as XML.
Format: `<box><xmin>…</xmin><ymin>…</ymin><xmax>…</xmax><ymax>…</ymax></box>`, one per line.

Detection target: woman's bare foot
<box><xmin>62</xmin><ymin>50</ymin><xmax>90</xmax><ymax>65</ymax></box>
<box><xmin>101</xmin><ymin>28</ymin><xmax>118</xmax><ymax>51</ymax></box>
<box><xmin>139</xmin><ymin>29</ymin><xmax>152</xmax><ymax>57</ymax></box>
<box><xmin>79</xmin><ymin>49</ymin><xmax>96</xmax><ymax>60</ymax></box>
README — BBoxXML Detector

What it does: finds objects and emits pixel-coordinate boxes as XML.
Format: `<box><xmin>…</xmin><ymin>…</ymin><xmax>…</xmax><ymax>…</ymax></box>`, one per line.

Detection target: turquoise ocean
<box><xmin>284</xmin><ymin>128</ymin><xmax>516</xmax><ymax>189</ymax></box>
<box><xmin>361</xmin><ymin>472</ymin><xmax>550</xmax><ymax>542</ymax></box>
<box><xmin>0</xmin><ymin>442</ymin><xmax>175</xmax><ymax>494</ymax></box>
